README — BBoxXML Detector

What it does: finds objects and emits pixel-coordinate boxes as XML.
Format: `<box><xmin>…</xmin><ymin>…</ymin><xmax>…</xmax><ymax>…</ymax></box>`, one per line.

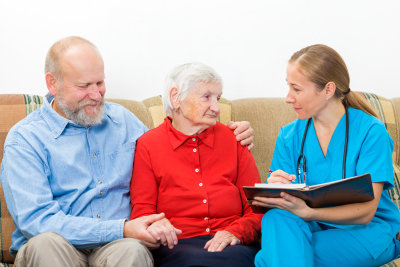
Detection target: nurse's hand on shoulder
<box><xmin>204</xmin><ymin>230</ymin><xmax>240</xmax><ymax>252</ymax></box>
<box><xmin>267</xmin><ymin>170</ymin><xmax>296</xmax><ymax>184</ymax></box>
<box><xmin>227</xmin><ymin>121</ymin><xmax>254</xmax><ymax>150</ymax></box>
<box><xmin>252</xmin><ymin>192</ymin><xmax>312</xmax><ymax>220</ymax></box>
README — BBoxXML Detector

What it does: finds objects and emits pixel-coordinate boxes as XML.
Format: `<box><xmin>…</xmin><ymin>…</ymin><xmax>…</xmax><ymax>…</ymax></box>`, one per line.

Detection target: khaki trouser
<box><xmin>14</xmin><ymin>232</ymin><xmax>154</xmax><ymax>267</ymax></box>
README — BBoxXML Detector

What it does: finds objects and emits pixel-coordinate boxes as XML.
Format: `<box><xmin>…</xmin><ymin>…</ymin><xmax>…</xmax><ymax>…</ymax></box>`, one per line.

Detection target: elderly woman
<box><xmin>130</xmin><ymin>62</ymin><xmax>262</xmax><ymax>267</ymax></box>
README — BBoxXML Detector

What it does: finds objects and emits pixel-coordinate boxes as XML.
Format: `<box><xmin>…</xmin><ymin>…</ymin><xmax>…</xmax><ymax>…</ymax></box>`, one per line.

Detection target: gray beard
<box><xmin>57</xmin><ymin>94</ymin><xmax>105</xmax><ymax>128</ymax></box>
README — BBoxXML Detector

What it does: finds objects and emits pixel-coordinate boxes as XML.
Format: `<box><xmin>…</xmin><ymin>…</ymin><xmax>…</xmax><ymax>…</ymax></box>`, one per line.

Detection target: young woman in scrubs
<box><xmin>252</xmin><ymin>44</ymin><xmax>400</xmax><ymax>267</ymax></box>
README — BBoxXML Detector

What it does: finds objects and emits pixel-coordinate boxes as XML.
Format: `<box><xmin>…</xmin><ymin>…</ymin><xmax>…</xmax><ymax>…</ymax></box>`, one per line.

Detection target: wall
<box><xmin>1</xmin><ymin>0</ymin><xmax>399</xmax><ymax>100</ymax></box>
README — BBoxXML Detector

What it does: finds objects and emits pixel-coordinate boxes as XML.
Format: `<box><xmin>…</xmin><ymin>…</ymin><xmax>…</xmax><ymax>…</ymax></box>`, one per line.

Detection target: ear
<box><xmin>324</xmin><ymin>82</ymin><xmax>336</xmax><ymax>100</ymax></box>
<box><xmin>169</xmin><ymin>87</ymin><xmax>180</xmax><ymax>110</ymax></box>
<box><xmin>45</xmin><ymin>72</ymin><xmax>59</xmax><ymax>96</ymax></box>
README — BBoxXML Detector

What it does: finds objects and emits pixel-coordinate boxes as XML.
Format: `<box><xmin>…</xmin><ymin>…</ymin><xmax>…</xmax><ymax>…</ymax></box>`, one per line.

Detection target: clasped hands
<box><xmin>124</xmin><ymin>213</ymin><xmax>240</xmax><ymax>251</ymax></box>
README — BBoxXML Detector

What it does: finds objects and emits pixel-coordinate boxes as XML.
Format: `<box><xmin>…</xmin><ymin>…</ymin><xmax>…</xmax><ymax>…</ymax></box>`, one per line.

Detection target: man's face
<box><xmin>53</xmin><ymin>45</ymin><xmax>106</xmax><ymax>127</ymax></box>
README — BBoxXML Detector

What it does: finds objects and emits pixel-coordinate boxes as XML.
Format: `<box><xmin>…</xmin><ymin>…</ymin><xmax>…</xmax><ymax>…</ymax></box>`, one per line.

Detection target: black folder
<box><xmin>243</xmin><ymin>173</ymin><xmax>374</xmax><ymax>213</ymax></box>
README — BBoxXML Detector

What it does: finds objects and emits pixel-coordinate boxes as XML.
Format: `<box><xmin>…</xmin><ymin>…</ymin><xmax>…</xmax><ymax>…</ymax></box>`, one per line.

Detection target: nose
<box><xmin>285</xmin><ymin>90</ymin><xmax>294</xmax><ymax>104</ymax></box>
<box><xmin>210</xmin><ymin>99</ymin><xmax>220</xmax><ymax>115</ymax></box>
<box><xmin>88</xmin><ymin>84</ymin><xmax>102</xmax><ymax>101</ymax></box>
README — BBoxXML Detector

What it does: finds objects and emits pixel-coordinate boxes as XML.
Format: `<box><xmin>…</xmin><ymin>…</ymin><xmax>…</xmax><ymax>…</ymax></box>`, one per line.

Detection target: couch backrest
<box><xmin>0</xmin><ymin>93</ymin><xmax>399</xmax><ymax>263</ymax></box>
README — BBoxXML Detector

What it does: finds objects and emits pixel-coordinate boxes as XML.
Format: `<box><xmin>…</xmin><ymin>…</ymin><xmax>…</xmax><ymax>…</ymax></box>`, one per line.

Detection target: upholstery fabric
<box><xmin>0</xmin><ymin>93</ymin><xmax>400</xmax><ymax>266</ymax></box>
<box><xmin>231</xmin><ymin>98</ymin><xmax>297</xmax><ymax>182</ymax></box>
<box><xmin>106</xmin><ymin>98</ymin><xmax>154</xmax><ymax>130</ymax></box>
<box><xmin>0</xmin><ymin>94</ymin><xmax>42</xmax><ymax>264</ymax></box>
<box><xmin>391</xmin><ymin>97</ymin><xmax>400</xmax><ymax>167</ymax></box>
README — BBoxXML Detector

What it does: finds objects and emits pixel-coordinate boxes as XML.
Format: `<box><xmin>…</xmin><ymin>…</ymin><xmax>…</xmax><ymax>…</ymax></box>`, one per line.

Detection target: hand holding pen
<box><xmin>267</xmin><ymin>169</ymin><xmax>296</xmax><ymax>184</ymax></box>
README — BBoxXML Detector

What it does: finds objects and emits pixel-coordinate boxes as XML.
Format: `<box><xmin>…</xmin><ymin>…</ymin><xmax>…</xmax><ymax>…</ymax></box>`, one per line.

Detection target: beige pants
<box><xmin>14</xmin><ymin>232</ymin><xmax>154</xmax><ymax>267</ymax></box>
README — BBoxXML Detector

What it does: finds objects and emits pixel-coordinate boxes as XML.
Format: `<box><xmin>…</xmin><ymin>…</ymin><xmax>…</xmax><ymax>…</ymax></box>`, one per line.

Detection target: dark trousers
<box><xmin>153</xmin><ymin>235</ymin><xmax>260</xmax><ymax>267</ymax></box>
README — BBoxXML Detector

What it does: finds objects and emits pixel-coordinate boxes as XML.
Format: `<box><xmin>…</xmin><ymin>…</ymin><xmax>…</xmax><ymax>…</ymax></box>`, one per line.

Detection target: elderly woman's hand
<box><xmin>227</xmin><ymin>121</ymin><xmax>254</xmax><ymax>150</ymax></box>
<box><xmin>203</xmin><ymin>230</ymin><xmax>240</xmax><ymax>252</ymax></box>
<box><xmin>147</xmin><ymin>217</ymin><xmax>182</xmax><ymax>249</ymax></box>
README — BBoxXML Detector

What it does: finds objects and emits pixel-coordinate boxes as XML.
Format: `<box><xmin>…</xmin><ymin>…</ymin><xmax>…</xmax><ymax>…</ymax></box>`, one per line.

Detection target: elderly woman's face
<box><xmin>178</xmin><ymin>81</ymin><xmax>222</xmax><ymax>130</ymax></box>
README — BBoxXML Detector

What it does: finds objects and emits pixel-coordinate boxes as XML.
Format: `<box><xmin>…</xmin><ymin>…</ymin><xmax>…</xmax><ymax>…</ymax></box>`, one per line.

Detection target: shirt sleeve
<box><xmin>356</xmin><ymin>123</ymin><xmax>395</xmax><ymax>190</ymax></box>
<box><xmin>223</xmin><ymin>142</ymin><xmax>263</xmax><ymax>244</ymax></box>
<box><xmin>130</xmin><ymin>137</ymin><xmax>158</xmax><ymax>219</ymax></box>
<box><xmin>0</xmin><ymin>139</ymin><xmax>125</xmax><ymax>250</ymax></box>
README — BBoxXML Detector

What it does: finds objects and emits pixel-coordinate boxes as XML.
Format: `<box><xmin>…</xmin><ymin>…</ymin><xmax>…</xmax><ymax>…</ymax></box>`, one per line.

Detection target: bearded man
<box><xmin>0</xmin><ymin>36</ymin><xmax>254</xmax><ymax>267</ymax></box>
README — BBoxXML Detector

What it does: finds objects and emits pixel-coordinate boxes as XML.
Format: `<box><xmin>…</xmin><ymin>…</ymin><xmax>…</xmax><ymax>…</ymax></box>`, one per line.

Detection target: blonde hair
<box><xmin>289</xmin><ymin>44</ymin><xmax>377</xmax><ymax>117</ymax></box>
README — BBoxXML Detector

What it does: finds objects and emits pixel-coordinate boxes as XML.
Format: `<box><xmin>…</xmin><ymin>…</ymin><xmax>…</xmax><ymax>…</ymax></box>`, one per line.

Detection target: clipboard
<box><xmin>243</xmin><ymin>173</ymin><xmax>374</xmax><ymax>213</ymax></box>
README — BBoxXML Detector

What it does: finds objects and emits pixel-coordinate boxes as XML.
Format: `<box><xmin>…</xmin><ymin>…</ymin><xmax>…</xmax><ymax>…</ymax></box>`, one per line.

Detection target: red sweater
<box><xmin>130</xmin><ymin>117</ymin><xmax>262</xmax><ymax>244</ymax></box>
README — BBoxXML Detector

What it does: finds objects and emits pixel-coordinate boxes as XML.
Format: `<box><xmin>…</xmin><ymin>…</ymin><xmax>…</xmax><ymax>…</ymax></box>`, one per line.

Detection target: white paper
<box><xmin>254</xmin><ymin>183</ymin><xmax>307</xmax><ymax>189</ymax></box>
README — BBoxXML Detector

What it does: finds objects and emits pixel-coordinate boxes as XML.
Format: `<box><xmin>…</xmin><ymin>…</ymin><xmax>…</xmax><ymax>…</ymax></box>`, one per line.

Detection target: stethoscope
<box><xmin>297</xmin><ymin>105</ymin><xmax>349</xmax><ymax>184</ymax></box>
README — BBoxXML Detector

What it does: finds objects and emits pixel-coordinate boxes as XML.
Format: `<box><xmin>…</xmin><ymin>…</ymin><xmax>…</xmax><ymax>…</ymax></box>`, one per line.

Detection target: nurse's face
<box><xmin>285</xmin><ymin>62</ymin><xmax>327</xmax><ymax>120</ymax></box>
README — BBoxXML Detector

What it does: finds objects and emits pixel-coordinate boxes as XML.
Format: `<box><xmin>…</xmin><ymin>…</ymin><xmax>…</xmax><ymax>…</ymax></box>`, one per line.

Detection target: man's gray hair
<box><xmin>163</xmin><ymin>62</ymin><xmax>223</xmax><ymax>116</ymax></box>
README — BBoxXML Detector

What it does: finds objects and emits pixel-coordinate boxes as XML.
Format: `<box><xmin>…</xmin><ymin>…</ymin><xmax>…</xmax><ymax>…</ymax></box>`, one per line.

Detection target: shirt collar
<box><xmin>41</xmin><ymin>93</ymin><xmax>118</xmax><ymax>138</ymax></box>
<box><xmin>165</xmin><ymin>116</ymin><xmax>215</xmax><ymax>150</ymax></box>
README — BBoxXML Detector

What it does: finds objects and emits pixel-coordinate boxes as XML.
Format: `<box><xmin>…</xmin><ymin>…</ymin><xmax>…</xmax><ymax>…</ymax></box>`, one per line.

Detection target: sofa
<box><xmin>0</xmin><ymin>92</ymin><xmax>399</xmax><ymax>266</ymax></box>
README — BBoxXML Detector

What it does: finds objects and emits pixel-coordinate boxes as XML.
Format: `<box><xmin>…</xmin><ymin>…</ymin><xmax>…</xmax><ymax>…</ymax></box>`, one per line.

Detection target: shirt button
<box><xmin>93</xmin><ymin>153</ymin><xmax>97</xmax><ymax>157</ymax></box>
<box><xmin>99</xmin><ymin>190</ymin><xmax>103</xmax><ymax>195</ymax></box>
<box><xmin>206</xmin><ymin>228</ymin><xmax>210</xmax><ymax>232</ymax></box>
<box><xmin>192</xmin><ymin>138</ymin><xmax>196</xmax><ymax>141</ymax></box>
<box><xmin>203</xmin><ymin>199</ymin><xmax>207</xmax><ymax>204</ymax></box>
<box><xmin>204</xmin><ymin>217</ymin><xmax>208</xmax><ymax>220</ymax></box>
<box><xmin>199</xmin><ymin>182</ymin><xmax>203</xmax><ymax>187</ymax></box>
<box><xmin>195</xmin><ymin>168</ymin><xmax>199</xmax><ymax>173</ymax></box>
<box><xmin>97</xmin><ymin>214</ymin><xmax>100</xmax><ymax>218</ymax></box>
<box><xmin>88</xmin><ymin>129</ymin><xmax>90</xmax><ymax>133</ymax></box>
<box><xmin>193</xmin><ymin>148</ymin><xmax>197</xmax><ymax>152</ymax></box>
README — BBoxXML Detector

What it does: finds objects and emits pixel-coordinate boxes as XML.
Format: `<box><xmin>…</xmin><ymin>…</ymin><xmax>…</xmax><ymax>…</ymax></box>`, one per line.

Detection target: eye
<box><xmin>97</xmin><ymin>81</ymin><xmax>104</xmax><ymax>86</ymax></box>
<box><xmin>77</xmin><ymin>84</ymin><xmax>89</xmax><ymax>89</ymax></box>
<box><xmin>217</xmin><ymin>96</ymin><xmax>221</xmax><ymax>101</ymax></box>
<box><xmin>290</xmin><ymin>85</ymin><xmax>301</xmax><ymax>93</ymax></box>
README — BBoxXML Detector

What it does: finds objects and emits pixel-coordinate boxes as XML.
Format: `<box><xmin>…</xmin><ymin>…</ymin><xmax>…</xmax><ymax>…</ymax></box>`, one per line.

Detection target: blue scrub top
<box><xmin>270</xmin><ymin>108</ymin><xmax>400</xmax><ymax>258</ymax></box>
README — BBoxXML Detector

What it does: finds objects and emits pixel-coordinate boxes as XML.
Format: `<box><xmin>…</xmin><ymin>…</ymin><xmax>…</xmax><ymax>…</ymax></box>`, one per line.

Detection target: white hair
<box><xmin>162</xmin><ymin>62</ymin><xmax>223</xmax><ymax>116</ymax></box>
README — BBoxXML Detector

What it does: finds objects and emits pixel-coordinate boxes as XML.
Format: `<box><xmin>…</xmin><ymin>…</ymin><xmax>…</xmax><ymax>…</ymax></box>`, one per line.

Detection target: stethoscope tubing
<box><xmin>297</xmin><ymin>105</ymin><xmax>349</xmax><ymax>184</ymax></box>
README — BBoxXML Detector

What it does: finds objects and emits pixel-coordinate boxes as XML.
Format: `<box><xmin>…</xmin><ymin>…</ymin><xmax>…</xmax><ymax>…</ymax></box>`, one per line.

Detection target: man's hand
<box><xmin>147</xmin><ymin>218</ymin><xmax>182</xmax><ymax>249</ymax></box>
<box><xmin>204</xmin><ymin>230</ymin><xmax>240</xmax><ymax>252</ymax></box>
<box><xmin>227</xmin><ymin>121</ymin><xmax>254</xmax><ymax>150</ymax></box>
<box><xmin>123</xmin><ymin>213</ymin><xmax>165</xmax><ymax>249</ymax></box>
